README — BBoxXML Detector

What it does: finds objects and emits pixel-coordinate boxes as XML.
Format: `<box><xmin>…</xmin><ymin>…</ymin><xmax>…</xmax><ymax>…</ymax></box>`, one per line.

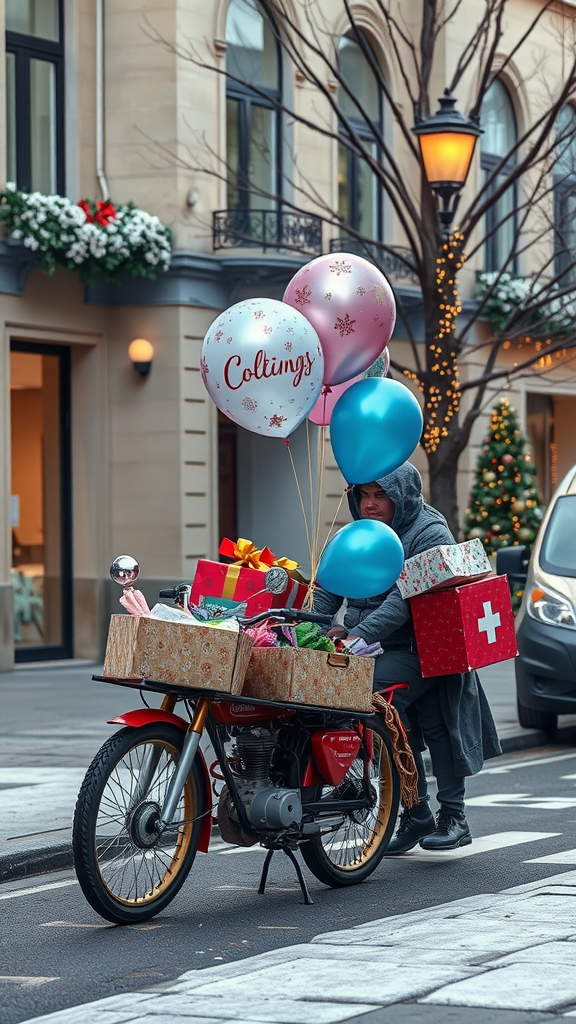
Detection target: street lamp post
<box><xmin>412</xmin><ymin>89</ymin><xmax>483</xmax><ymax>233</ymax></box>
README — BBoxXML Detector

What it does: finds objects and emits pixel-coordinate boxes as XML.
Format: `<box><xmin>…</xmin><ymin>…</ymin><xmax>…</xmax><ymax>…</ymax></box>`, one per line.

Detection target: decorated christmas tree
<box><xmin>464</xmin><ymin>398</ymin><xmax>543</xmax><ymax>555</ymax></box>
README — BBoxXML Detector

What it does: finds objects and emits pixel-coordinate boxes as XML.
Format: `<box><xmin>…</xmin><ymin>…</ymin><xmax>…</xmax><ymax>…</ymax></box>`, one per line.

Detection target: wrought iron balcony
<box><xmin>213</xmin><ymin>208</ymin><xmax>322</xmax><ymax>256</ymax></box>
<box><xmin>329</xmin><ymin>237</ymin><xmax>419</xmax><ymax>285</ymax></box>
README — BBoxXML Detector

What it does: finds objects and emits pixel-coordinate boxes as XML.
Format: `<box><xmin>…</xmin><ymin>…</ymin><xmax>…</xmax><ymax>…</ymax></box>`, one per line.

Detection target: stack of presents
<box><xmin>104</xmin><ymin>536</ymin><xmax>517</xmax><ymax>713</ymax></box>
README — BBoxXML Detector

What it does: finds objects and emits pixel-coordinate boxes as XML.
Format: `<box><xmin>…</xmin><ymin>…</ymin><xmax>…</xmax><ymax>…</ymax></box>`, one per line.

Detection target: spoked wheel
<box><xmin>73</xmin><ymin>723</ymin><xmax>205</xmax><ymax>924</ymax></box>
<box><xmin>301</xmin><ymin>716</ymin><xmax>400</xmax><ymax>886</ymax></box>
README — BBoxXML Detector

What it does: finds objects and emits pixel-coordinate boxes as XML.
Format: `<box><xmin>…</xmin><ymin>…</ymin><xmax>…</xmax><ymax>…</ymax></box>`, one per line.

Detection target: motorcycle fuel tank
<box><xmin>311</xmin><ymin>730</ymin><xmax>362</xmax><ymax>787</ymax></box>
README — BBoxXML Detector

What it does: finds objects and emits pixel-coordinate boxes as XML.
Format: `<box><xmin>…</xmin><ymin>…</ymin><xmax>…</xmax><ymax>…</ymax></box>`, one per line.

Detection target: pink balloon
<box><xmin>308</xmin><ymin>378</ymin><xmax>362</xmax><ymax>426</ymax></box>
<box><xmin>308</xmin><ymin>347</ymin><xmax>390</xmax><ymax>426</ymax></box>
<box><xmin>283</xmin><ymin>253</ymin><xmax>396</xmax><ymax>386</ymax></box>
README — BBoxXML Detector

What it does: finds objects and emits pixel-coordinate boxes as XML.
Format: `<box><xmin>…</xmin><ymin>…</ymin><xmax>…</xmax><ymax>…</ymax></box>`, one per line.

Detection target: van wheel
<box><xmin>517</xmin><ymin>700</ymin><xmax>557</xmax><ymax>733</ymax></box>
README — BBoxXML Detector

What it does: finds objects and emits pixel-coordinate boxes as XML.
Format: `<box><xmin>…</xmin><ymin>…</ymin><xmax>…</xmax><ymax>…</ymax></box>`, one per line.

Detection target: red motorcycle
<box><xmin>72</xmin><ymin>560</ymin><xmax>401</xmax><ymax>924</ymax></box>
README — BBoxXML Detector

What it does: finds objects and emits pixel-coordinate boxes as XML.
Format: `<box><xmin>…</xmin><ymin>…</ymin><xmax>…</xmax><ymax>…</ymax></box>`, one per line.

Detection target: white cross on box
<box><xmin>477</xmin><ymin>600</ymin><xmax>501</xmax><ymax>644</ymax></box>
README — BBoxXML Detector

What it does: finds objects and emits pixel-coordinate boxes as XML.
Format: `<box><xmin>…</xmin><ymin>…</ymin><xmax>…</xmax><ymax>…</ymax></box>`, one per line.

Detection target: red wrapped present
<box><xmin>409</xmin><ymin>575</ymin><xmax>517</xmax><ymax>678</ymax></box>
<box><xmin>190</xmin><ymin>537</ymin><xmax>308</xmax><ymax>617</ymax></box>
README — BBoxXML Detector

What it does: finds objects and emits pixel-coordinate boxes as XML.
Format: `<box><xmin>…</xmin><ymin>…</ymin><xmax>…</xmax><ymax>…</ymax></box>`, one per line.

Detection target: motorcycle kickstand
<box><xmin>257</xmin><ymin>847</ymin><xmax>314</xmax><ymax>906</ymax></box>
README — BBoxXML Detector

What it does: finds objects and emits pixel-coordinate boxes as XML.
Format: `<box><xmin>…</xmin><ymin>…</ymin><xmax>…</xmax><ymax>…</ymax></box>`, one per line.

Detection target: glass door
<box><xmin>10</xmin><ymin>341</ymin><xmax>72</xmax><ymax>660</ymax></box>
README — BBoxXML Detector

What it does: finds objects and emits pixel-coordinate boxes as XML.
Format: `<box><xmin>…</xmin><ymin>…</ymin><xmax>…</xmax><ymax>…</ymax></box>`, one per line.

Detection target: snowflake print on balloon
<box><xmin>334</xmin><ymin>314</ymin><xmax>356</xmax><ymax>337</ymax></box>
<box><xmin>200</xmin><ymin>355</ymin><xmax>209</xmax><ymax>385</ymax></box>
<box><xmin>263</xmin><ymin>325</ymin><xmax>273</xmax><ymax>336</ymax></box>
<box><xmin>329</xmin><ymin>260</ymin><xmax>352</xmax><ymax>276</ymax></box>
<box><xmin>294</xmin><ymin>284</ymin><xmax>311</xmax><ymax>306</ymax></box>
<box><xmin>285</xmin><ymin>342</ymin><xmax>293</xmax><ymax>351</ymax></box>
<box><xmin>357</xmin><ymin>286</ymin><xmax>366</xmax><ymax>296</ymax></box>
<box><xmin>242</xmin><ymin>396</ymin><xmax>257</xmax><ymax>412</ymax></box>
<box><xmin>254</xmin><ymin>310</ymin><xmax>265</xmax><ymax>320</ymax></box>
<box><xmin>214</xmin><ymin>330</ymin><xmax>223</xmax><ymax>342</ymax></box>
<box><xmin>269</xmin><ymin>414</ymin><xmax>287</xmax><ymax>429</ymax></box>
<box><xmin>226</xmin><ymin>336</ymin><xmax>233</xmax><ymax>344</ymax></box>
<box><xmin>372</xmin><ymin>285</ymin><xmax>387</xmax><ymax>305</ymax></box>
<box><xmin>325</xmin><ymin>292</ymin><xmax>332</xmax><ymax>300</ymax></box>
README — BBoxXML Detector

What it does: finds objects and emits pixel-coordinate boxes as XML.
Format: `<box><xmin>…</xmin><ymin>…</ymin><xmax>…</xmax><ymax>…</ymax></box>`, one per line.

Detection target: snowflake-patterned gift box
<box><xmin>397</xmin><ymin>538</ymin><xmax>493</xmax><ymax>599</ymax></box>
<box><xmin>103</xmin><ymin>615</ymin><xmax>253</xmax><ymax>692</ymax></box>
<box><xmin>243</xmin><ymin>647</ymin><xmax>374</xmax><ymax>711</ymax></box>
<box><xmin>409</xmin><ymin>575</ymin><xmax>517</xmax><ymax>677</ymax></box>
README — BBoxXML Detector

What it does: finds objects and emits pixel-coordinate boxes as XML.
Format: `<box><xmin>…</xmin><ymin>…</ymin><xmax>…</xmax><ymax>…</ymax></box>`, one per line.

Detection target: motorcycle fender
<box><xmin>107</xmin><ymin>708</ymin><xmax>212</xmax><ymax>854</ymax></box>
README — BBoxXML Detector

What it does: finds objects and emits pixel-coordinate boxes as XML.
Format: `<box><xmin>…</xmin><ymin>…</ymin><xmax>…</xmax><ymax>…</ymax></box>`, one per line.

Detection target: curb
<box><xmin>3</xmin><ymin>726</ymin><xmax>576</xmax><ymax>886</ymax></box>
<box><xmin>0</xmin><ymin>842</ymin><xmax>73</xmax><ymax>884</ymax></box>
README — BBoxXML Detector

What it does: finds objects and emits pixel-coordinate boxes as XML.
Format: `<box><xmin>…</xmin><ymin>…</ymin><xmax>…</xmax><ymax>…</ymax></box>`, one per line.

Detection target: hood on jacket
<box><xmin>348</xmin><ymin>462</ymin><xmax>442</xmax><ymax>537</ymax></box>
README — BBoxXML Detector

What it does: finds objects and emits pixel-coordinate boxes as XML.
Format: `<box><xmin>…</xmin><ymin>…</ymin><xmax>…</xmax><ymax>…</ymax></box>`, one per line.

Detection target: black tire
<box><xmin>517</xmin><ymin>700</ymin><xmax>558</xmax><ymax>733</ymax></box>
<box><xmin>73</xmin><ymin>723</ymin><xmax>206</xmax><ymax>924</ymax></box>
<box><xmin>300</xmin><ymin>716</ymin><xmax>400</xmax><ymax>887</ymax></box>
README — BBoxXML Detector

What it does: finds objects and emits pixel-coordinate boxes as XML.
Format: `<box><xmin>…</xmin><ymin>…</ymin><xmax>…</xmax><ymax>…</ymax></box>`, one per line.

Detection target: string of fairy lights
<box><xmin>403</xmin><ymin>233</ymin><xmax>465</xmax><ymax>454</ymax></box>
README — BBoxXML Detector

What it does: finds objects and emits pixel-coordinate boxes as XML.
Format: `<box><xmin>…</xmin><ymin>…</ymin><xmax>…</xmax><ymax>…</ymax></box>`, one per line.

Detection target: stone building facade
<box><xmin>1</xmin><ymin>0</ymin><xmax>576</xmax><ymax>668</ymax></box>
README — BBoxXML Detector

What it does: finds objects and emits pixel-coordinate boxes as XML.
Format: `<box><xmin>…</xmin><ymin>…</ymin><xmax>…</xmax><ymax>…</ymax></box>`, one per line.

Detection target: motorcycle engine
<box><xmin>218</xmin><ymin>724</ymin><xmax>302</xmax><ymax>840</ymax></box>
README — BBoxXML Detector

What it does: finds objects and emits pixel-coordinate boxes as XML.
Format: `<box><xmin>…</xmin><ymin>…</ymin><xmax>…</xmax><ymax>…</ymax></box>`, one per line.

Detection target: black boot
<box><xmin>385</xmin><ymin>805</ymin><xmax>436</xmax><ymax>855</ymax></box>
<box><xmin>419</xmin><ymin>809</ymin><xmax>472</xmax><ymax>851</ymax></box>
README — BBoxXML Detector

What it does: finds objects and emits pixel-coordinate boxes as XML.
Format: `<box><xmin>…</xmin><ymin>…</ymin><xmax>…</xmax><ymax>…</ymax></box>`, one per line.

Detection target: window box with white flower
<box><xmin>0</xmin><ymin>189</ymin><xmax>172</xmax><ymax>285</ymax></box>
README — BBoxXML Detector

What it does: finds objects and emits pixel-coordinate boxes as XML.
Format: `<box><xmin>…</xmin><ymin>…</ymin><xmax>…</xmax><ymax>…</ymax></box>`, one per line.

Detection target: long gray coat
<box><xmin>314</xmin><ymin>462</ymin><xmax>502</xmax><ymax>776</ymax></box>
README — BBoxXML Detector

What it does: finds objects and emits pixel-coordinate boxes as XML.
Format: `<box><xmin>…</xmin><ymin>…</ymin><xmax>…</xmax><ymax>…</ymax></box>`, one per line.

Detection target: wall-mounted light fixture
<box><xmin>128</xmin><ymin>338</ymin><xmax>154</xmax><ymax>376</ymax></box>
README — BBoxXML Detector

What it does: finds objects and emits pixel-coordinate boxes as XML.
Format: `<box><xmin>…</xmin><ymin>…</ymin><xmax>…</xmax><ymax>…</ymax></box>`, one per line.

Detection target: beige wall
<box><xmin>3</xmin><ymin>0</ymin><xmax>576</xmax><ymax>667</ymax></box>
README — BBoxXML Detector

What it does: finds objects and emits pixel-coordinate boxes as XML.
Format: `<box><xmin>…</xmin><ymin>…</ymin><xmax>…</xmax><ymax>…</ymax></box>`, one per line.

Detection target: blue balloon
<box><xmin>316</xmin><ymin>519</ymin><xmax>404</xmax><ymax>599</ymax></box>
<box><xmin>330</xmin><ymin>377</ymin><xmax>423</xmax><ymax>484</ymax></box>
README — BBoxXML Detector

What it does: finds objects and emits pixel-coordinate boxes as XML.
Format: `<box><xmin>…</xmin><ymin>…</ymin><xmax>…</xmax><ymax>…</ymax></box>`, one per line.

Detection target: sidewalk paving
<box><xmin>1</xmin><ymin>658</ymin><xmax>576</xmax><ymax>884</ymax></box>
<box><xmin>19</xmin><ymin>868</ymin><xmax>576</xmax><ymax>1022</ymax></box>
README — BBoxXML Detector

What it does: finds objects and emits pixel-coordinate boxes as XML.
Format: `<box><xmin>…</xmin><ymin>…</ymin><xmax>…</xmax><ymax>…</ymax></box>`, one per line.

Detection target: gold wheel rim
<box><xmin>94</xmin><ymin>739</ymin><xmax>195</xmax><ymax>906</ymax></box>
<box><xmin>319</xmin><ymin>730</ymin><xmax>394</xmax><ymax>871</ymax></box>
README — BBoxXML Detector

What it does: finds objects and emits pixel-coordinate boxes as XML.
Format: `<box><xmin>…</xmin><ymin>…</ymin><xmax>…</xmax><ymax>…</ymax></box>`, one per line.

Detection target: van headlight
<box><xmin>527</xmin><ymin>585</ymin><xmax>576</xmax><ymax>629</ymax></box>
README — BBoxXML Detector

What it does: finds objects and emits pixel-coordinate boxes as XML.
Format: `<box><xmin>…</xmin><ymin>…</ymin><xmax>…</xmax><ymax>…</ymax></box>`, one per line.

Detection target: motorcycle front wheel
<box><xmin>300</xmin><ymin>716</ymin><xmax>400</xmax><ymax>887</ymax></box>
<box><xmin>73</xmin><ymin>723</ymin><xmax>206</xmax><ymax>924</ymax></box>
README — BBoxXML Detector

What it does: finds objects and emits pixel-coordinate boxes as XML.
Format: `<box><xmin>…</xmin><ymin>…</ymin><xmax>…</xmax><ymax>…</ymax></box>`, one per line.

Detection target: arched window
<box><xmin>480</xmin><ymin>79</ymin><xmax>517</xmax><ymax>272</ymax></box>
<box><xmin>337</xmin><ymin>35</ymin><xmax>383</xmax><ymax>241</ymax></box>
<box><xmin>225</xmin><ymin>0</ymin><xmax>281</xmax><ymax>214</ymax></box>
<box><xmin>477</xmin><ymin>79</ymin><xmax>512</xmax><ymax>272</ymax></box>
<box><xmin>554</xmin><ymin>105</ymin><xmax>576</xmax><ymax>283</ymax></box>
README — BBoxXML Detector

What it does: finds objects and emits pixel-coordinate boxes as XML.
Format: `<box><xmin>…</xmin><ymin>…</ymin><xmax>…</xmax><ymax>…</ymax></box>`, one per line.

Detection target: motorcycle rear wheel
<box><xmin>73</xmin><ymin>723</ymin><xmax>205</xmax><ymax>924</ymax></box>
<box><xmin>300</xmin><ymin>717</ymin><xmax>399</xmax><ymax>886</ymax></box>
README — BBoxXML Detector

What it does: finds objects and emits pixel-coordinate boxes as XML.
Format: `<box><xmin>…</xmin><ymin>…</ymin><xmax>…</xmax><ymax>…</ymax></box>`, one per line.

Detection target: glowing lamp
<box><xmin>412</xmin><ymin>90</ymin><xmax>482</xmax><ymax>231</ymax></box>
<box><xmin>128</xmin><ymin>338</ymin><xmax>154</xmax><ymax>376</ymax></box>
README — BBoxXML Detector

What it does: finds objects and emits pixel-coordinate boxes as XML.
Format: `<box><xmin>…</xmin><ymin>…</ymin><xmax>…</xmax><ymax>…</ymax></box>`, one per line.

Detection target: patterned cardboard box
<box><xmin>103</xmin><ymin>614</ymin><xmax>253</xmax><ymax>693</ymax></box>
<box><xmin>242</xmin><ymin>647</ymin><xmax>374</xmax><ymax>712</ymax></box>
<box><xmin>397</xmin><ymin>538</ymin><xmax>493</xmax><ymax>598</ymax></box>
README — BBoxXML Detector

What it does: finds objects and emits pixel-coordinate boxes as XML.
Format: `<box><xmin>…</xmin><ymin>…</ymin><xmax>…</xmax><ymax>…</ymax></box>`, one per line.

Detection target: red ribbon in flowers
<box><xmin>78</xmin><ymin>199</ymin><xmax>116</xmax><ymax>227</ymax></box>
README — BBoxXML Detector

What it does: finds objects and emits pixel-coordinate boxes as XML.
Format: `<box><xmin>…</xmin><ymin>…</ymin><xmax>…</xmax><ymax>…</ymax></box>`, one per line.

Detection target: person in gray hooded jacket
<box><xmin>313</xmin><ymin>462</ymin><xmax>501</xmax><ymax>853</ymax></box>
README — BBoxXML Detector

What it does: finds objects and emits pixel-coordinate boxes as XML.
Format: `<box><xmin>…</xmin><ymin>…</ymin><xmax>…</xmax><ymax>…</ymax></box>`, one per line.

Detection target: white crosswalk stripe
<box><xmin>524</xmin><ymin>848</ymin><xmax>576</xmax><ymax>864</ymax></box>
<box><xmin>465</xmin><ymin>793</ymin><xmax>576</xmax><ymax>809</ymax></box>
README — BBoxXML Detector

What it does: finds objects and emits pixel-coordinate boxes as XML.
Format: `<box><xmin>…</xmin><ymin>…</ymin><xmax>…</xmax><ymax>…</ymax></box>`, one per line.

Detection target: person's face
<box><xmin>359</xmin><ymin>482</ymin><xmax>395</xmax><ymax>524</ymax></box>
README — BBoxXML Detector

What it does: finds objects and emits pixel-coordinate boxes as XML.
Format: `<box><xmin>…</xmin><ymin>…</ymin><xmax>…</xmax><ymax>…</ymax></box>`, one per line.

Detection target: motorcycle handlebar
<box><xmin>157</xmin><ymin>587</ymin><xmax>332</xmax><ymax>628</ymax></box>
<box><xmin>240</xmin><ymin>608</ymin><xmax>332</xmax><ymax>627</ymax></box>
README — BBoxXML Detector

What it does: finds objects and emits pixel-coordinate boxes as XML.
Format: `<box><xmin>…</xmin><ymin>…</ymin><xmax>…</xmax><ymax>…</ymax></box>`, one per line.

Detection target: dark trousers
<box><xmin>373</xmin><ymin>650</ymin><xmax>465</xmax><ymax>814</ymax></box>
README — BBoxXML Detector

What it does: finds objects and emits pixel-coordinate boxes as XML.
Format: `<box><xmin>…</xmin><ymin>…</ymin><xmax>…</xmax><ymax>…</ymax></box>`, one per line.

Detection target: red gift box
<box><xmin>409</xmin><ymin>575</ymin><xmax>518</xmax><ymax>678</ymax></box>
<box><xmin>190</xmin><ymin>559</ymin><xmax>307</xmax><ymax>617</ymax></box>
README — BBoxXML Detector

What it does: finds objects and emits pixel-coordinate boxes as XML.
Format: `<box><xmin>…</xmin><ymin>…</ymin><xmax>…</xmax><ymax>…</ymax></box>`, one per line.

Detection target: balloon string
<box><xmin>317</xmin><ymin>488</ymin><xmax>347</xmax><ymax>566</ymax></box>
<box><xmin>313</xmin><ymin>426</ymin><xmax>327</xmax><ymax>570</ymax></box>
<box><xmin>305</xmin><ymin>418</ymin><xmax>316</xmax><ymax>568</ymax></box>
<box><xmin>285</xmin><ymin>439</ymin><xmax>313</xmax><ymax>568</ymax></box>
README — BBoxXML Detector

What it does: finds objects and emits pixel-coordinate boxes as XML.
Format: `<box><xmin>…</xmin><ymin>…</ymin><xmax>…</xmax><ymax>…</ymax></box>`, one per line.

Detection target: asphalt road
<box><xmin>2</xmin><ymin>744</ymin><xmax>576</xmax><ymax>1024</ymax></box>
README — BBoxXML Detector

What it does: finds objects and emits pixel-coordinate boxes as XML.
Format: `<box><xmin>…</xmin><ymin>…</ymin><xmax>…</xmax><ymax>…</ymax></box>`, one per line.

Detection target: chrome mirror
<box><xmin>110</xmin><ymin>555</ymin><xmax>140</xmax><ymax>590</ymax></box>
<box><xmin>264</xmin><ymin>566</ymin><xmax>289</xmax><ymax>595</ymax></box>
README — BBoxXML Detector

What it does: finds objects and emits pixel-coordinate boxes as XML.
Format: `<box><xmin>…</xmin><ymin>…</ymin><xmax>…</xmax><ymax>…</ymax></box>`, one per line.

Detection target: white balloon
<box><xmin>201</xmin><ymin>298</ymin><xmax>324</xmax><ymax>437</ymax></box>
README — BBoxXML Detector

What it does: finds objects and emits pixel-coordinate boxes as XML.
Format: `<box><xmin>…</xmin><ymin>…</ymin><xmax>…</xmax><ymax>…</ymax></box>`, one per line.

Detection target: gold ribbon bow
<box><xmin>219</xmin><ymin>537</ymin><xmax>275</xmax><ymax>571</ymax></box>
